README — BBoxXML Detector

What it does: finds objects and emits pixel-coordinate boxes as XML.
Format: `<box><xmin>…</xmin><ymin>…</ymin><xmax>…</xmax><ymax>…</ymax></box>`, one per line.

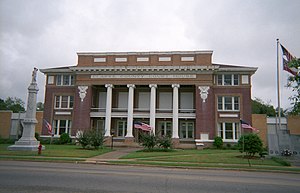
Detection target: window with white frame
<box><xmin>218</xmin><ymin>96</ymin><xmax>239</xmax><ymax>111</ymax></box>
<box><xmin>218</xmin><ymin>122</ymin><xmax>239</xmax><ymax>140</ymax></box>
<box><xmin>56</xmin><ymin>75</ymin><xmax>74</xmax><ymax>86</ymax></box>
<box><xmin>179</xmin><ymin>121</ymin><xmax>194</xmax><ymax>139</ymax></box>
<box><xmin>117</xmin><ymin>120</ymin><xmax>127</xmax><ymax>137</ymax></box>
<box><xmin>158</xmin><ymin>121</ymin><xmax>172</xmax><ymax>136</ymax></box>
<box><xmin>53</xmin><ymin>120</ymin><xmax>72</xmax><ymax>135</ymax></box>
<box><xmin>55</xmin><ymin>96</ymin><xmax>74</xmax><ymax>109</ymax></box>
<box><xmin>217</xmin><ymin>74</ymin><xmax>239</xmax><ymax>86</ymax></box>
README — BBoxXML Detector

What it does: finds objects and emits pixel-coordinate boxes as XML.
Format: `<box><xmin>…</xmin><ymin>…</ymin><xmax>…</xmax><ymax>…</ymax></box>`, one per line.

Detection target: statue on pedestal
<box><xmin>8</xmin><ymin>67</ymin><xmax>44</xmax><ymax>151</ymax></box>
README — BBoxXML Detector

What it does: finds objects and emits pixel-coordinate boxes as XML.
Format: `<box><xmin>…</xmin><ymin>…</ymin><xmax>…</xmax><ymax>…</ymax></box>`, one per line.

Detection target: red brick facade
<box><xmin>41</xmin><ymin>51</ymin><xmax>257</xmax><ymax>147</ymax></box>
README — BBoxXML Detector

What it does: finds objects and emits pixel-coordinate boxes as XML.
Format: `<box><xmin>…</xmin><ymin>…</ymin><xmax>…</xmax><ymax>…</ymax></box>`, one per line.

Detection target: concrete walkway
<box><xmin>85</xmin><ymin>147</ymin><xmax>142</xmax><ymax>163</ymax></box>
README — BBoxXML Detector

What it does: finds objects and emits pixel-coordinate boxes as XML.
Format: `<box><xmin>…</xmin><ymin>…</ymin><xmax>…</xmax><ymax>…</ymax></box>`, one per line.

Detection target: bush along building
<box><xmin>40</xmin><ymin>51</ymin><xmax>257</xmax><ymax>148</ymax></box>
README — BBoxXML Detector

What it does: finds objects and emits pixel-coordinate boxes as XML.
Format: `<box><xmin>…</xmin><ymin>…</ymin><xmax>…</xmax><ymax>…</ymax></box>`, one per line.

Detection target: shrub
<box><xmin>238</xmin><ymin>133</ymin><xmax>263</xmax><ymax>158</ymax></box>
<box><xmin>35</xmin><ymin>132</ymin><xmax>40</xmax><ymax>141</ymax></box>
<box><xmin>60</xmin><ymin>133</ymin><xmax>71</xmax><ymax>144</ymax></box>
<box><xmin>140</xmin><ymin>133</ymin><xmax>157</xmax><ymax>150</ymax></box>
<box><xmin>157</xmin><ymin>135</ymin><xmax>172</xmax><ymax>149</ymax></box>
<box><xmin>213</xmin><ymin>136</ymin><xmax>223</xmax><ymax>149</ymax></box>
<box><xmin>89</xmin><ymin>130</ymin><xmax>104</xmax><ymax>150</ymax></box>
<box><xmin>76</xmin><ymin>129</ymin><xmax>104</xmax><ymax>149</ymax></box>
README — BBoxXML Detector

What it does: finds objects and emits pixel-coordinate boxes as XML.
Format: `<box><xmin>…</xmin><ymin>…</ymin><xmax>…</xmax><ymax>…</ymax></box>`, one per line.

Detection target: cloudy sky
<box><xmin>0</xmin><ymin>0</ymin><xmax>299</xmax><ymax>110</ymax></box>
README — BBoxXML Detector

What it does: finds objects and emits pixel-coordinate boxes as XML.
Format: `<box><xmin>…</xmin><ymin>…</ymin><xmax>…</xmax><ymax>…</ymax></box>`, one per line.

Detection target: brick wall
<box><xmin>0</xmin><ymin>111</ymin><xmax>12</xmax><ymax>138</ymax></box>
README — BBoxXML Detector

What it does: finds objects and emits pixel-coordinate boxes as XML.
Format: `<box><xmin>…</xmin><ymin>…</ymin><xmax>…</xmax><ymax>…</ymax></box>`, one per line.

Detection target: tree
<box><xmin>36</xmin><ymin>102</ymin><xmax>44</xmax><ymax>111</ymax></box>
<box><xmin>0</xmin><ymin>97</ymin><xmax>25</xmax><ymax>113</ymax></box>
<box><xmin>238</xmin><ymin>133</ymin><xmax>263</xmax><ymax>158</ymax></box>
<box><xmin>252</xmin><ymin>98</ymin><xmax>276</xmax><ymax>116</ymax></box>
<box><xmin>286</xmin><ymin>58</ymin><xmax>300</xmax><ymax>115</ymax></box>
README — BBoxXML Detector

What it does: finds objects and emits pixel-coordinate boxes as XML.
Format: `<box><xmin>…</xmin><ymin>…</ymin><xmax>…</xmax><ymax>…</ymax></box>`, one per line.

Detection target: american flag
<box><xmin>134</xmin><ymin>121</ymin><xmax>152</xmax><ymax>131</ymax></box>
<box><xmin>240</xmin><ymin>119</ymin><xmax>259</xmax><ymax>132</ymax></box>
<box><xmin>281</xmin><ymin>44</ymin><xmax>297</xmax><ymax>76</ymax></box>
<box><xmin>43</xmin><ymin>119</ymin><xmax>53</xmax><ymax>135</ymax></box>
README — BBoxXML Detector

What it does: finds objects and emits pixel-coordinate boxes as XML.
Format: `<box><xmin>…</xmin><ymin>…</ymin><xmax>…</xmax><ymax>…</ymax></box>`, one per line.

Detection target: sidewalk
<box><xmin>85</xmin><ymin>147</ymin><xmax>142</xmax><ymax>163</ymax></box>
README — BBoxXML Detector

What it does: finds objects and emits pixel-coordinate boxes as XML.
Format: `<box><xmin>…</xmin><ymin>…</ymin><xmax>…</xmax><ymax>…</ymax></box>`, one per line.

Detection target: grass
<box><xmin>121</xmin><ymin>149</ymin><xmax>293</xmax><ymax>167</ymax></box>
<box><xmin>0</xmin><ymin>144</ymin><xmax>111</xmax><ymax>158</ymax></box>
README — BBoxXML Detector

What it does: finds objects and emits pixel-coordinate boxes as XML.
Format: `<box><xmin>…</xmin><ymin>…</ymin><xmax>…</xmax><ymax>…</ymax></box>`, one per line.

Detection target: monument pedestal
<box><xmin>8</xmin><ymin>68</ymin><xmax>44</xmax><ymax>151</ymax></box>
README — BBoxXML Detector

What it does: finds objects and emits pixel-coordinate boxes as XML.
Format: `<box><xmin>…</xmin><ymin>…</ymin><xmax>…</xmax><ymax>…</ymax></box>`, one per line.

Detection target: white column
<box><xmin>104</xmin><ymin>84</ymin><xmax>113</xmax><ymax>137</ymax></box>
<box><xmin>149</xmin><ymin>84</ymin><xmax>157</xmax><ymax>134</ymax></box>
<box><xmin>172</xmin><ymin>84</ymin><xmax>180</xmax><ymax>138</ymax></box>
<box><xmin>126</xmin><ymin>84</ymin><xmax>135</xmax><ymax>138</ymax></box>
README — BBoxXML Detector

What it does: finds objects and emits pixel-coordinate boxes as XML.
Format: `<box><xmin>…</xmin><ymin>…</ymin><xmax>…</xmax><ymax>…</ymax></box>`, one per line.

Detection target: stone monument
<box><xmin>8</xmin><ymin>68</ymin><xmax>44</xmax><ymax>151</ymax></box>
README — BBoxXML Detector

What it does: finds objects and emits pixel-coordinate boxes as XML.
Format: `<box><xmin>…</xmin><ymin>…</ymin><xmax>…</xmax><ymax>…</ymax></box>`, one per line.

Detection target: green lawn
<box><xmin>121</xmin><ymin>149</ymin><xmax>289</xmax><ymax>167</ymax></box>
<box><xmin>0</xmin><ymin>144</ymin><xmax>111</xmax><ymax>158</ymax></box>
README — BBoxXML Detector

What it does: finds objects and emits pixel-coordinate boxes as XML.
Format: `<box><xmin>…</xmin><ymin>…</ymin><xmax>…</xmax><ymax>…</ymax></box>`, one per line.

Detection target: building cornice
<box><xmin>77</xmin><ymin>50</ymin><xmax>213</xmax><ymax>56</ymax></box>
<box><xmin>70</xmin><ymin>65</ymin><xmax>219</xmax><ymax>73</ymax></box>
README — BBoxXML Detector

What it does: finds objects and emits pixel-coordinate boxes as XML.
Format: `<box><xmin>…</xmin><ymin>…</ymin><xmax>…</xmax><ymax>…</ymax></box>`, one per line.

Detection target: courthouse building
<box><xmin>40</xmin><ymin>50</ymin><xmax>257</xmax><ymax>148</ymax></box>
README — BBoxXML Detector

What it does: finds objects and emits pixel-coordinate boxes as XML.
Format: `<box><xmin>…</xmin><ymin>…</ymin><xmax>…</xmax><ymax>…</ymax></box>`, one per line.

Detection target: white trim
<box><xmin>219</xmin><ymin>113</ymin><xmax>239</xmax><ymax>118</ymax></box>
<box><xmin>94</xmin><ymin>58</ymin><xmax>106</xmax><ymax>62</ymax></box>
<box><xmin>77</xmin><ymin>50</ymin><xmax>213</xmax><ymax>56</ymax></box>
<box><xmin>55</xmin><ymin>111</ymin><xmax>71</xmax><ymax>115</ymax></box>
<box><xmin>115</xmin><ymin>57</ymin><xmax>127</xmax><ymax>62</ymax></box>
<box><xmin>137</xmin><ymin>57</ymin><xmax>149</xmax><ymax>62</ymax></box>
<box><xmin>181</xmin><ymin>56</ymin><xmax>194</xmax><ymax>61</ymax></box>
<box><xmin>159</xmin><ymin>57</ymin><xmax>171</xmax><ymax>61</ymax></box>
<box><xmin>91</xmin><ymin>74</ymin><xmax>196</xmax><ymax>79</ymax></box>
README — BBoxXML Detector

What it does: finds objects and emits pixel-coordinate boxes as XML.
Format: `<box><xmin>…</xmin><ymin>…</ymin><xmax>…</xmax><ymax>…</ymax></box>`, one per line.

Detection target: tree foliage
<box><xmin>76</xmin><ymin>129</ymin><xmax>104</xmax><ymax>149</ymax></box>
<box><xmin>0</xmin><ymin>97</ymin><xmax>25</xmax><ymax>113</ymax></box>
<box><xmin>238</xmin><ymin>133</ymin><xmax>263</xmax><ymax>158</ymax></box>
<box><xmin>251</xmin><ymin>98</ymin><xmax>276</xmax><ymax>116</ymax></box>
<box><xmin>286</xmin><ymin>58</ymin><xmax>300</xmax><ymax>115</ymax></box>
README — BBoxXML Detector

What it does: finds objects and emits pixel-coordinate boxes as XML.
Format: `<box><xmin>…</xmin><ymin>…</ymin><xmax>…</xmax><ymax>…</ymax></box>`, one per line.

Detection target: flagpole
<box><xmin>276</xmin><ymin>38</ymin><xmax>282</xmax><ymax>130</ymax></box>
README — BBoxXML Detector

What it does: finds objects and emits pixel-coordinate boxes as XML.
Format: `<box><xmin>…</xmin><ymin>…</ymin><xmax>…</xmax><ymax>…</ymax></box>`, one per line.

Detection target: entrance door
<box><xmin>157</xmin><ymin>121</ymin><xmax>172</xmax><ymax>137</ymax></box>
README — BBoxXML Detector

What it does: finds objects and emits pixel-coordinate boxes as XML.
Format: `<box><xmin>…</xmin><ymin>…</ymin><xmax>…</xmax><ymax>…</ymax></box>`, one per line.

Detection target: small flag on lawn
<box><xmin>134</xmin><ymin>121</ymin><xmax>152</xmax><ymax>131</ymax></box>
<box><xmin>43</xmin><ymin>119</ymin><xmax>53</xmax><ymax>135</ymax></box>
<box><xmin>240</xmin><ymin>119</ymin><xmax>259</xmax><ymax>132</ymax></box>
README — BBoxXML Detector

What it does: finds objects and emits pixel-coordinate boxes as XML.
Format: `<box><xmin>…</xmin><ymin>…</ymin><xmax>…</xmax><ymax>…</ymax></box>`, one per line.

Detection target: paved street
<box><xmin>0</xmin><ymin>160</ymin><xmax>299</xmax><ymax>193</ymax></box>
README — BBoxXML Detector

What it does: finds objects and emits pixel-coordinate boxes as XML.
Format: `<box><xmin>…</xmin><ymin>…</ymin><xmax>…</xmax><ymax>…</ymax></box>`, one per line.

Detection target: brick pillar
<box><xmin>195</xmin><ymin>86</ymin><xmax>215</xmax><ymax>140</ymax></box>
<box><xmin>72</xmin><ymin>85</ymin><xmax>92</xmax><ymax>135</ymax></box>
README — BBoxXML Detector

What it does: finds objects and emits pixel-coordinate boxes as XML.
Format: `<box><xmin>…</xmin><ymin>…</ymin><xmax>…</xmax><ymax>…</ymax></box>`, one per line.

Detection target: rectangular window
<box><xmin>179</xmin><ymin>121</ymin><xmax>194</xmax><ymax>139</ymax></box>
<box><xmin>54</xmin><ymin>96</ymin><xmax>74</xmax><ymax>109</ymax></box>
<box><xmin>94</xmin><ymin>58</ymin><xmax>106</xmax><ymax>62</ymax></box>
<box><xmin>218</xmin><ymin>122</ymin><xmax>239</xmax><ymax>140</ymax></box>
<box><xmin>137</xmin><ymin>57</ymin><xmax>149</xmax><ymax>62</ymax></box>
<box><xmin>48</xmin><ymin>76</ymin><xmax>54</xmax><ymax>84</ymax></box>
<box><xmin>218</xmin><ymin>96</ymin><xmax>240</xmax><ymax>111</ymax></box>
<box><xmin>158</xmin><ymin>57</ymin><xmax>171</xmax><ymax>61</ymax></box>
<box><xmin>217</xmin><ymin>74</ymin><xmax>239</xmax><ymax>86</ymax></box>
<box><xmin>53</xmin><ymin>120</ymin><xmax>72</xmax><ymax>136</ymax></box>
<box><xmin>115</xmin><ymin>57</ymin><xmax>127</xmax><ymax>62</ymax></box>
<box><xmin>98</xmin><ymin>92</ymin><xmax>107</xmax><ymax>109</ymax></box>
<box><xmin>118</xmin><ymin>92</ymin><xmax>128</xmax><ymax>110</ymax></box>
<box><xmin>117</xmin><ymin>120</ymin><xmax>127</xmax><ymax>137</ymax></box>
<box><xmin>181</xmin><ymin>56</ymin><xmax>194</xmax><ymax>61</ymax></box>
<box><xmin>158</xmin><ymin>92</ymin><xmax>172</xmax><ymax>111</ymax></box>
<box><xmin>138</xmin><ymin>92</ymin><xmax>150</xmax><ymax>110</ymax></box>
<box><xmin>56</xmin><ymin>75</ymin><xmax>74</xmax><ymax>86</ymax></box>
<box><xmin>158</xmin><ymin>121</ymin><xmax>172</xmax><ymax>137</ymax></box>
<box><xmin>180</xmin><ymin>92</ymin><xmax>194</xmax><ymax>112</ymax></box>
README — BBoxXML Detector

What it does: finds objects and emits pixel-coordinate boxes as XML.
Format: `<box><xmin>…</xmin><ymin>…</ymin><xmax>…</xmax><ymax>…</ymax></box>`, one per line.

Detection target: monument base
<box><xmin>8</xmin><ymin>140</ymin><xmax>44</xmax><ymax>151</ymax></box>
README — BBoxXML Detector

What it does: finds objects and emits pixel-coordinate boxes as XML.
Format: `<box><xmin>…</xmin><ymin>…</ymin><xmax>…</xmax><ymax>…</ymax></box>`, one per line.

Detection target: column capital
<box><xmin>149</xmin><ymin>84</ymin><xmax>157</xmax><ymax>88</ymax></box>
<box><xmin>105</xmin><ymin>84</ymin><xmax>114</xmax><ymax>88</ymax></box>
<box><xmin>172</xmin><ymin>84</ymin><xmax>180</xmax><ymax>88</ymax></box>
<box><xmin>127</xmin><ymin>84</ymin><xmax>135</xmax><ymax>88</ymax></box>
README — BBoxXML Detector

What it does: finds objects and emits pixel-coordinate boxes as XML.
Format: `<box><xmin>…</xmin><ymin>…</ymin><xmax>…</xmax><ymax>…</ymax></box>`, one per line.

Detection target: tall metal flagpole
<box><xmin>276</xmin><ymin>39</ymin><xmax>282</xmax><ymax>130</ymax></box>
